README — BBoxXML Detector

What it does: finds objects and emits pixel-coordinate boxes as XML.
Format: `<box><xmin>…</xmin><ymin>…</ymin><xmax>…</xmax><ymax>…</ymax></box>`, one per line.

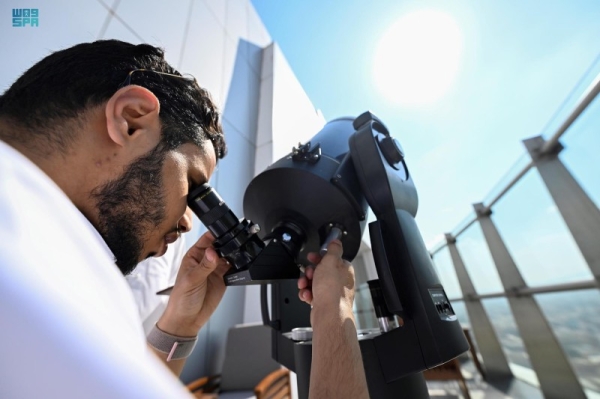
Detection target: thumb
<box><xmin>322</xmin><ymin>240</ymin><xmax>344</xmax><ymax>262</ymax></box>
<box><xmin>179</xmin><ymin>245</ymin><xmax>220</xmax><ymax>287</ymax></box>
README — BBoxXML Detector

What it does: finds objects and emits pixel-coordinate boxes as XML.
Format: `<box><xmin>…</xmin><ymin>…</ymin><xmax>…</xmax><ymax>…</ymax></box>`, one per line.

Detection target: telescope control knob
<box><xmin>291</xmin><ymin>327</ymin><xmax>313</xmax><ymax>341</ymax></box>
<box><xmin>378</xmin><ymin>136</ymin><xmax>404</xmax><ymax>167</ymax></box>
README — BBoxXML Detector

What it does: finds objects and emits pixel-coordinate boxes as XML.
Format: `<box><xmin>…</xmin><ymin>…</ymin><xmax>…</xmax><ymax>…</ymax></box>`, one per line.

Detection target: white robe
<box><xmin>0</xmin><ymin>140</ymin><xmax>192</xmax><ymax>398</ymax></box>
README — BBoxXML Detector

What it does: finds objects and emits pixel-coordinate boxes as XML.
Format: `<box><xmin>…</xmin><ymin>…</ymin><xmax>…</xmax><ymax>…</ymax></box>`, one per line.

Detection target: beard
<box><xmin>91</xmin><ymin>145</ymin><xmax>168</xmax><ymax>275</ymax></box>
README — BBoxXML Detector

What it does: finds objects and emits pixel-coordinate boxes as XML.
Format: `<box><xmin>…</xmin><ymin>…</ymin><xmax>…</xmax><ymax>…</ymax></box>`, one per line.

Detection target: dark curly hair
<box><xmin>0</xmin><ymin>39</ymin><xmax>226</xmax><ymax>160</ymax></box>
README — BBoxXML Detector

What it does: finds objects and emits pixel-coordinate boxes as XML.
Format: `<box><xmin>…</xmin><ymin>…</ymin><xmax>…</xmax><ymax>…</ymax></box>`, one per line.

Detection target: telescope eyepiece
<box><xmin>188</xmin><ymin>184</ymin><xmax>264</xmax><ymax>269</ymax></box>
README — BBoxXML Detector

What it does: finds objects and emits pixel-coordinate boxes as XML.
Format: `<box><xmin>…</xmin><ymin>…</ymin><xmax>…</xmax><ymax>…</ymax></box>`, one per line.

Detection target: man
<box><xmin>0</xmin><ymin>39</ymin><xmax>368</xmax><ymax>399</ymax></box>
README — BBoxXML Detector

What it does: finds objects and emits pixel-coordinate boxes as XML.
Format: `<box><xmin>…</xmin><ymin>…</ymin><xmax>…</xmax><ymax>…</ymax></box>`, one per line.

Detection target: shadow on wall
<box><xmin>180</xmin><ymin>38</ymin><xmax>265</xmax><ymax>385</ymax></box>
<box><xmin>213</xmin><ymin>38</ymin><xmax>263</xmax><ymax>216</ymax></box>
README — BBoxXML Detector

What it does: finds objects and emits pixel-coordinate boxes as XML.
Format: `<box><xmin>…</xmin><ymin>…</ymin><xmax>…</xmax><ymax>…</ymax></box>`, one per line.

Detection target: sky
<box><xmin>251</xmin><ymin>0</ymin><xmax>600</xmax><ymax>288</ymax></box>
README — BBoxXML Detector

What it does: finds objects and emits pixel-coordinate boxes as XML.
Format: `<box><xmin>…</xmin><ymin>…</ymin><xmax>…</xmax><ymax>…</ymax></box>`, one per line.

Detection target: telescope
<box><xmin>187</xmin><ymin>111</ymin><xmax>469</xmax><ymax>398</ymax></box>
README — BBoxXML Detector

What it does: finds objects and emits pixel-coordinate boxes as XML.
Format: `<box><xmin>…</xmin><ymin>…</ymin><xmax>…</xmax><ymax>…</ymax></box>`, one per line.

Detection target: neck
<box><xmin>0</xmin><ymin>117</ymin><xmax>112</xmax><ymax>228</ymax></box>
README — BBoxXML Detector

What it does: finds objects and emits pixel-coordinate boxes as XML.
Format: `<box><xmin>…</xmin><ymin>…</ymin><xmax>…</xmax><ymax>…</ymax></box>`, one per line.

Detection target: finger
<box><xmin>185</xmin><ymin>246</ymin><xmax>220</xmax><ymax>282</ymax></box>
<box><xmin>305</xmin><ymin>266</ymin><xmax>315</xmax><ymax>280</ymax></box>
<box><xmin>214</xmin><ymin>259</ymin><xmax>232</xmax><ymax>278</ymax></box>
<box><xmin>298</xmin><ymin>288</ymin><xmax>313</xmax><ymax>304</ymax></box>
<box><xmin>191</xmin><ymin>231</ymin><xmax>217</xmax><ymax>251</ymax></box>
<box><xmin>185</xmin><ymin>233</ymin><xmax>218</xmax><ymax>264</ymax></box>
<box><xmin>307</xmin><ymin>252</ymin><xmax>322</xmax><ymax>265</ymax></box>
<box><xmin>298</xmin><ymin>275</ymin><xmax>309</xmax><ymax>290</ymax></box>
<box><xmin>322</xmin><ymin>240</ymin><xmax>343</xmax><ymax>260</ymax></box>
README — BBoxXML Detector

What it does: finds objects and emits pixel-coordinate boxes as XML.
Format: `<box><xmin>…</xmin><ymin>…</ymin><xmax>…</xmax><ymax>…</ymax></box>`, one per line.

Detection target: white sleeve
<box><xmin>0</xmin><ymin>143</ymin><xmax>192</xmax><ymax>398</ymax></box>
<box><xmin>0</xmin><ymin>245</ymin><xmax>192</xmax><ymax>399</ymax></box>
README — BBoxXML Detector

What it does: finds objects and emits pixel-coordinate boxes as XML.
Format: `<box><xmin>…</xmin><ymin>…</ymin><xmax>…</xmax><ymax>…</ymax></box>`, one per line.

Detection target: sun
<box><xmin>373</xmin><ymin>9</ymin><xmax>464</xmax><ymax>106</ymax></box>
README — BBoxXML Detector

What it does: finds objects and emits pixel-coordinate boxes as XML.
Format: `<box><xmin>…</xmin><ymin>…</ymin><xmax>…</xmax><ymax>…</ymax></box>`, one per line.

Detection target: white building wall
<box><xmin>0</xmin><ymin>0</ymin><xmax>327</xmax><ymax>386</ymax></box>
<box><xmin>242</xmin><ymin>42</ymin><xmax>327</xmax><ymax>325</ymax></box>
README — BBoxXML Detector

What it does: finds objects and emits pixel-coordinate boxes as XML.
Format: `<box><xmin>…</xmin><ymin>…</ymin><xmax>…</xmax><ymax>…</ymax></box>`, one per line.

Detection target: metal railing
<box><xmin>427</xmin><ymin>62</ymin><xmax>600</xmax><ymax>398</ymax></box>
<box><xmin>428</xmin><ymin>69</ymin><xmax>600</xmax><ymax>263</ymax></box>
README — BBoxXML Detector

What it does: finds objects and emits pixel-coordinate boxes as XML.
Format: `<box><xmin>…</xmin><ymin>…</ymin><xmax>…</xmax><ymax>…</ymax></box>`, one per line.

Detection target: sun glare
<box><xmin>373</xmin><ymin>9</ymin><xmax>464</xmax><ymax>106</ymax></box>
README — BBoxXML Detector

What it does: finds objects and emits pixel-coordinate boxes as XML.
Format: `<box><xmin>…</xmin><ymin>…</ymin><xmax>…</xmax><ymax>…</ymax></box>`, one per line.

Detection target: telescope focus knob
<box><xmin>291</xmin><ymin>327</ymin><xmax>313</xmax><ymax>341</ymax></box>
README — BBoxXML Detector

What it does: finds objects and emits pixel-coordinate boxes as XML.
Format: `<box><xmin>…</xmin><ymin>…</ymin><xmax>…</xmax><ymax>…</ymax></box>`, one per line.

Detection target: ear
<box><xmin>105</xmin><ymin>85</ymin><xmax>161</xmax><ymax>147</ymax></box>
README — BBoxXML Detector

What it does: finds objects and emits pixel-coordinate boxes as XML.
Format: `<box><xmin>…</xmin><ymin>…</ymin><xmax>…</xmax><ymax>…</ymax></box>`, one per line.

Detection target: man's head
<box><xmin>0</xmin><ymin>40</ymin><xmax>227</xmax><ymax>275</ymax></box>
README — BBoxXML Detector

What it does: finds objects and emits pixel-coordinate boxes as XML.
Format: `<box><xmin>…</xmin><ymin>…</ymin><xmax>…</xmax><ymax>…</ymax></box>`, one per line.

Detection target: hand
<box><xmin>157</xmin><ymin>231</ymin><xmax>231</xmax><ymax>337</ymax></box>
<box><xmin>297</xmin><ymin>240</ymin><xmax>356</xmax><ymax>325</ymax></box>
<box><xmin>298</xmin><ymin>242</ymin><xmax>368</xmax><ymax>399</ymax></box>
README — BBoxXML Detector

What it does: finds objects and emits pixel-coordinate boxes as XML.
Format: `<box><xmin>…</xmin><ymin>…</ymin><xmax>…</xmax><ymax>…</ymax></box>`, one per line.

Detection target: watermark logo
<box><xmin>13</xmin><ymin>8</ymin><xmax>39</xmax><ymax>27</ymax></box>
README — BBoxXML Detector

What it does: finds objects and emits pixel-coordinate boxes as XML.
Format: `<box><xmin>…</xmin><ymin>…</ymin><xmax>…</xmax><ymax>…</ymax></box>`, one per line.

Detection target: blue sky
<box><xmin>252</xmin><ymin>0</ymin><xmax>600</xmax><ymax>287</ymax></box>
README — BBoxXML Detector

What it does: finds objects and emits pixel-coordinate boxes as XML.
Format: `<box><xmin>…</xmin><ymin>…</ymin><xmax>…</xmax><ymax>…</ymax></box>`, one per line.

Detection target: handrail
<box><xmin>453</xmin><ymin>217</ymin><xmax>477</xmax><ymax>239</ymax></box>
<box><xmin>481</xmin><ymin>160</ymin><xmax>534</xmax><ymax>214</ymax></box>
<box><xmin>449</xmin><ymin>279</ymin><xmax>599</xmax><ymax>302</ymax></box>
<box><xmin>540</xmin><ymin>72</ymin><xmax>600</xmax><ymax>154</ymax></box>
<box><xmin>428</xmin><ymin>69</ymin><xmax>600</xmax><ymax>254</ymax></box>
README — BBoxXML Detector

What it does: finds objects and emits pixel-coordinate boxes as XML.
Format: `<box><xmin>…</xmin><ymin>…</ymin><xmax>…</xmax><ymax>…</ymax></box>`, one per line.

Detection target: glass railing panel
<box><xmin>455</xmin><ymin>223</ymin><xmax>504</xmax><ymax>295</ymax></box>
<box><xmin>451</xmin><ymin>211</ymin><xmax>477</xmax><ymax>238</ymax></box>
<box><xmin>431</xmin><ymin>246</ymin><xmax>462</xmax><ymax>300</ymax></box>
<box><xmin>353</xmin><ymin>282</ymin><xmax>379</xmax><ymax>331</ymax></box>
<box><xmin>556</xmin><ymin>92</ymin><xmax>600</xmax><ymax>210</ymax></box>
<box><xmin>491</xmin><ymin>169</ymin><xmax>593</xmax><ymax>287</ymax></box>
<box><xmin>450</xmin><ymin>300</ymin><xmax>469</xmax><ymax>328</ymax></box>
<box><xmin>535</xmin><ymin>289</ymin><xmax>600</xmax><ymax>395</ymax></box>
<box><xmin>481</xmin><ymin>297</ymin><xmax>533</xmax><ymax>371</ymax></box>
<box><xmin>481</xmin><ymin>152</ymin><xmax>533</xmax><ymax>208</ymax></box>
<box><xmin>538</xmin><ymin>56</ymin><xmax>600</xmax><ymax>145</ymax></box>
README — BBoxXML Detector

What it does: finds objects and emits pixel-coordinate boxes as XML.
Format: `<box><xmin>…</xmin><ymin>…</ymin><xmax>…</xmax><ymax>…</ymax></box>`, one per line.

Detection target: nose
<box><xmin>178</xmin><ymin>207</ymin><xmax>194</xmax><ymax>234</ymax></box>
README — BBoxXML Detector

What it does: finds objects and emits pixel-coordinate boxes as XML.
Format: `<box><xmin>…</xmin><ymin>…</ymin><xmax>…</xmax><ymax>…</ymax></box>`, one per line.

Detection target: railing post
<box><xmin>473</xmin><ymin>203</ymin><xmax>586</xmax><ymax>399</ymax></box>
<box><xmin>444</xmin><ymin>233</ymin><xmax>512</xmax><ymax>380</ymax></box>
<box><xmin>523</xmin><ymin>135</ymin><xmax>600</xmax><ymax>282</ymax></box>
